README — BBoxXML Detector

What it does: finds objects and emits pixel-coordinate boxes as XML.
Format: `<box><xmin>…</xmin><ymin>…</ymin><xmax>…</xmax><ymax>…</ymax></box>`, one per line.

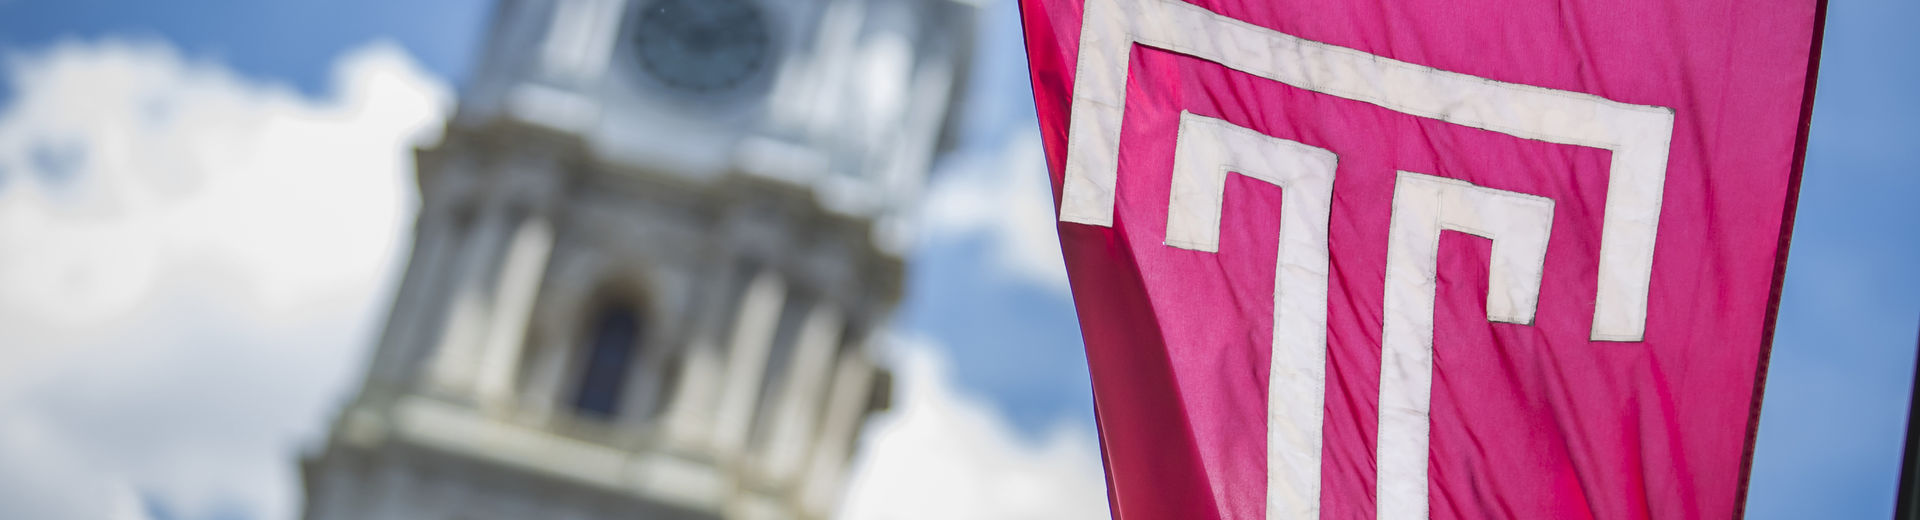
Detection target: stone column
<box><xmin>541</xmin><ymin>0</ymin><xmax>622</xmax><ymax>84</ymax></box>
<box><xmin>797</xmin><ymin>349</ymin><xmax>878</xmax><ymax>516</ymax></box>
<box><xmin>756</xmin><ymin>304</ymin><xmax>844</xmax><ymax>483</ymax></box>
<box><xmin>425</xmin><ymin>201</ymin><xmax>511</xmax><ymax>398</ymax></box>
<box><xmin>710</xmin><ymin>270</ymin><xmax>788</xmax><ymax>455</ymax></box>
<box><xmin>660</xmin><ymin>259</ymin><xmax>741</xmax><ymax>448</ymax></box>
<box><xmin>363</xmin><ymin>194</ymin><xmax>460</xmax><ymax>390</ymax></box>
<box><xmin>472</xmin><ymin>212</ymin><xmax>556</xmax><ymax>411</ymax></box>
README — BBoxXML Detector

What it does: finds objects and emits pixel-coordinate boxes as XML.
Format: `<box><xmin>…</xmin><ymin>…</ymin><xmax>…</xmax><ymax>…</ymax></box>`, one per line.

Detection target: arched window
<box><xmin>572</xmin><ymin>301</ymin><xmax>641</xmax><ymax>418</ymax></box>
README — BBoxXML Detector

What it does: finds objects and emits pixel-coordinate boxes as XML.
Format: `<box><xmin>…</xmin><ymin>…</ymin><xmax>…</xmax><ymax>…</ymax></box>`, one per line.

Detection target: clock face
<box><xmin>633</xmin><ymin>0</ymin><xmax>772</xmax><ymax>94</ymax></box>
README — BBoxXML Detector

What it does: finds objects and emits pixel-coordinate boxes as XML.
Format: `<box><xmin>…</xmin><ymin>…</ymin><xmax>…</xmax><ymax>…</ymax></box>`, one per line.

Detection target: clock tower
<box><xmin>299</xmin><ymin>0</ymin><xmax>974</xmax><ymax>519</ymax></box>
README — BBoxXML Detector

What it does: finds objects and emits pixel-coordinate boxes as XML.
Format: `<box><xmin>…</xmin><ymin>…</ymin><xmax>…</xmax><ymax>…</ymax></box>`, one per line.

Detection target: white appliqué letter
<box><xmin>1166</xmin><ymin>111</ymin><xmax>1337</xmax><ymax>519</ymax></box>
<box><xmin>1057</xmin><ymin>0</ymin><xmax>1675</xmax><ymax>518</ymax></box>
<box><xmin>1378</xmin><ymin>172</ymin><xmax>1554</xmax><ymax>519</ymax></box>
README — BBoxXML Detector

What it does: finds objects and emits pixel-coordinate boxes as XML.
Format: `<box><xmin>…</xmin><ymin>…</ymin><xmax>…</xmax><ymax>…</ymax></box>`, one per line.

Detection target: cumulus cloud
<box><xmin>920</xmin><ymin>131</ymin><xmax>1070</xmax><ymax>294</ymax></box>
<box><xmin>0</xmin><ymin>33</ymin><xmax>1101</xmax><ymax>520</ymax></box>
<box><xmin>0</xmin><ymin>38</ymin><xmax>449</xmax><ymax>520</ymax></box>
<box><xmin>839</xmin><ymin>337</ymin><xmax>1109</xmax><ymax>520</ymax></box>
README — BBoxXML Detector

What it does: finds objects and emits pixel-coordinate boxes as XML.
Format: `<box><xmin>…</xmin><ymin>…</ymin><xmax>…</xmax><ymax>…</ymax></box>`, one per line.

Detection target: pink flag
<box><xmin>1019</xmin><ymin>0</ymin><xmax>1824</xmax><ymax>518</ymax></box>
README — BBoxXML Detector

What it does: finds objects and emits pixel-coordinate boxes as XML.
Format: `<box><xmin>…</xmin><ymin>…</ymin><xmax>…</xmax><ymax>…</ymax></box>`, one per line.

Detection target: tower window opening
<box><xmin>573</xmin><ymin>302</ymin><xmax>641</xmax><ymax>418</ymax></box>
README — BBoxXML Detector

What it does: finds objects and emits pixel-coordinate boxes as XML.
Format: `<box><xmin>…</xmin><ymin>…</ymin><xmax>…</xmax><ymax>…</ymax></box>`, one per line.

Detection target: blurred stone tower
<box><xmin>301</xmin><ymin>0</ymin><xmax>972</xmax><ymax>518</ymax></box>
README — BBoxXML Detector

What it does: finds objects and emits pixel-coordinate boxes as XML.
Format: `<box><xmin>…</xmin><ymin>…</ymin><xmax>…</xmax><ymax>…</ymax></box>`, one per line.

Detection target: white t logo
<box><xmin>1058</xmin><ymin>0</ymin><xmax>1676</xmax><ymax>518</ymax></box>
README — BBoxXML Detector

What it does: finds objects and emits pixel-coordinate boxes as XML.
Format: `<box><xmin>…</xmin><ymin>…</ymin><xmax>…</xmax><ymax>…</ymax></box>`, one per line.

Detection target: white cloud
<box><xmin>839</xmin><ymin>336</ymin><xmax>1110</xmax><ymax>520</ymax></box>
<box><xmin>0</xmin><ymin>38</ymin><xmax>449</xmax><ymax>520</ymax></box>
<box><xmin>0</xmin><ymin>34</ymin><xmax>1101</xmax><ymax>520</ymax></box>
<box><xmin>920</xmin><ymin>130</ymin><xmax>1071</xmax><ymax>294</ymax></box>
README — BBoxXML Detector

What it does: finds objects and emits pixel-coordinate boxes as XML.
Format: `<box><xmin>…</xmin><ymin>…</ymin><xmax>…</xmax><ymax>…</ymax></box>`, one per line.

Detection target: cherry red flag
<box><xmin>1017</xmin><ymin>0</ymin><xmax>1825</xmax><ymax>518</ymax></box>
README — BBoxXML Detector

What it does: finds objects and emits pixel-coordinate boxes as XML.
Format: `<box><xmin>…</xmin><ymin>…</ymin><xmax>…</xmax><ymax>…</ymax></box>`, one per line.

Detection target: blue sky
<box><xmin>0</xmin><ymin>0</ymin><xmax>1914</xmax><ymax>518</ymax></box>
<box><xmin>0</xmin><ymin>0</ymin><xmax>488</xmax><ymax>101</ymax></box>
<box><xmin>1745</xmin><ymin>0</ymin><xmax>1920</xmax><ymax>517</ymax></box>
